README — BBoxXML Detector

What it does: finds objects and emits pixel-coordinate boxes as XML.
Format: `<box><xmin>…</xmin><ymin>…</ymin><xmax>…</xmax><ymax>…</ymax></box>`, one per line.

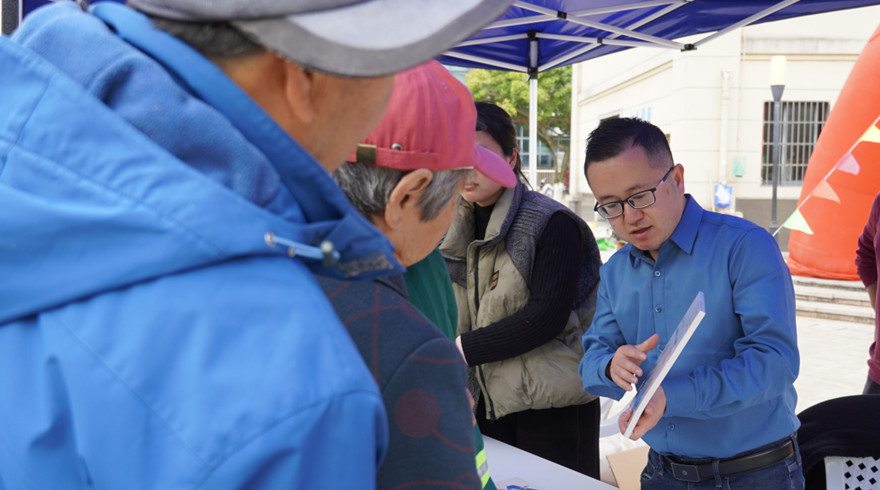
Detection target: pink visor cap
<box><xmin>348</xmin><ymin>61</ymin><xmax>517</xmax><ymax>188</ymax></box>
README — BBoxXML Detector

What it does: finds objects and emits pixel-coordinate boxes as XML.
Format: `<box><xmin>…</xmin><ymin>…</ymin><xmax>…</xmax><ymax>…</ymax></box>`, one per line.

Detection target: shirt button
<box><xmin>654</xmin><ymin>305</ymin><xmax>662</xmax><ymax>313</ymax></box>
<box><xmin>668</xmin><ymin>423</ymin><xmax>675</xmax><ymax>431</ymax></box>
<box><xmin>654</xmin><ymin>270</ymin><xmax>661</xmax><ymax>277</ymax></box>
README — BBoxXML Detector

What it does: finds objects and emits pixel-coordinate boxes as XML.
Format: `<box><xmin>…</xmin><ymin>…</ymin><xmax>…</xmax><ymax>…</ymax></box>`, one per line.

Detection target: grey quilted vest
<box><xmin>441</xmin><ymin>183</ymin><xmax>600</xmax><ymax>419</ymax></box>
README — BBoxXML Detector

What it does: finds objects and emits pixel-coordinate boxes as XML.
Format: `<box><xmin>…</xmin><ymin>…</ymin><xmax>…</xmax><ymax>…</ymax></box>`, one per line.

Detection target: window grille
<box><xmin>762</xmin><ymin>101</ymin><xmax>829</xmax><ymax>185</ymax></box>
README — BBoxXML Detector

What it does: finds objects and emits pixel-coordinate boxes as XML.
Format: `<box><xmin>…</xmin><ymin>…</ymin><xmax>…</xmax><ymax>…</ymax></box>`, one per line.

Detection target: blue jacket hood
<box><xmin>0</xmin><ymin>3</ymin><xmax>402</xmax><ymax>324</ymax></box>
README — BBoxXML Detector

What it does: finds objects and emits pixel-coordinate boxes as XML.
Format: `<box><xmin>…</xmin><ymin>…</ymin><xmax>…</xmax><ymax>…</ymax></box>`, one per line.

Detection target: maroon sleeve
<box><xmin>856</xmin><ymin>192</ymin><xmax>880</xmax><ymax>288</ymax></box>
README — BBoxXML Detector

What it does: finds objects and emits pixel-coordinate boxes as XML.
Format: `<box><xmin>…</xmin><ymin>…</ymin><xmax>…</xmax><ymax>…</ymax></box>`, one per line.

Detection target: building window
<box><xmin>762</xmin><ymin>101</ymin><xmax>829</xmax><ymax>185</ymax></box>
<box><xmin>515</xmin><ymin>124</ymin><xmax>560</xmax><ymax>169</ymax></box>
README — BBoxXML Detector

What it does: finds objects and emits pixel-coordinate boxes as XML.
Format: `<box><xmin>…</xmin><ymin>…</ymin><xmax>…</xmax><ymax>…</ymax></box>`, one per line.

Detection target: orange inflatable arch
<box><xmin>787</xmin><ymin>23</ymin><xmax>880</xmax><ymax>280</ymax></box>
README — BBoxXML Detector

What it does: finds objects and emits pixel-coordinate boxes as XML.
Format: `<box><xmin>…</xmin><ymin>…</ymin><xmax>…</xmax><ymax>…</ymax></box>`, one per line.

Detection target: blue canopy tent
<box><xmin>435</xmin><ymin>0</ymin><xmax>880</xmax><ymax>184</ymax></box>
<box><xmin>440</xmin><ymin>0</ymin><xmax>880</xmax><ymax>73</ymax></box>
<box><xmin>5</xmin><ymin>0</ymin><xmax>880</xmax><ymax>183</ymax></box>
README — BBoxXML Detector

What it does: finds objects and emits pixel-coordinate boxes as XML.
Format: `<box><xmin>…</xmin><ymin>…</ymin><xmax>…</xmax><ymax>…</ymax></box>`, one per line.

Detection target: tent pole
<box><xmin>529</xmin><ymin>75</ymin><xmax>538</xmax><ymax>188</ymax></box>
<box><xmin>528</xmin><ymin>33</ymin><xmax>538</xmax><ymax>188</ymax></box>
<box><xmin>2</xmin><ymin>0</ymin><xmax>21</xmax><ymax>36</ymax></box>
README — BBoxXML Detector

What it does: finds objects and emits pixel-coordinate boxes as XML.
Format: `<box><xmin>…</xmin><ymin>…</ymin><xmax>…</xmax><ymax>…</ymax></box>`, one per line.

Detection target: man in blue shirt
<box><xmin>579</xmin><ymin>118</ymin><xmax>804</xmax><ymax>488</ymax></box>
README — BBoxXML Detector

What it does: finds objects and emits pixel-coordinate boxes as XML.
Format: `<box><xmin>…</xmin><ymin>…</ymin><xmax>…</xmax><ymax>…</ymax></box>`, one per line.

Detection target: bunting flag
<box><xmin>779</xmin><ymin>117</ymin><xmax>880</xmax><ymax>237</ymax></box>
<box><xmin>810</xmin><ymin>179</ymin><xmax>841</xmax><ymax>203</ymax></box>
<box><xmin>860</xmin><ymin>124</ymin><xmax>880</xmax><ymax>143</ymax></box>
<box><xmin>834</xmin><ymin>152</ymin><xmax>861</xmax><ymax>175</ymax></box>
<box><xmin>773</xmin><ymin>117</ymin><xmax>880</xmax><ymax>236</ymax></box>
<box><xmin>781</xmin><ymin>209</ymin><xmax>813</xmax><ymax>235</ymax></box>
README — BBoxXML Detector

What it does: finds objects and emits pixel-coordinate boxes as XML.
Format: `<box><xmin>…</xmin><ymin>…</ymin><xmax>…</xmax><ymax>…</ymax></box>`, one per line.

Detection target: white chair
<box><xmin>824</xmin><ymin>456</ymin><xmax>880</xmax><ymax>490</ymax></box>
<box><xmin>598</xmin><ymin>396</ymin><xmax>624</xmax><ymax>438</ymax></box>
<box><xmin>797</xmin><ymin>395</ymin><xmax>880</xmax><ymax>490</ymax></box>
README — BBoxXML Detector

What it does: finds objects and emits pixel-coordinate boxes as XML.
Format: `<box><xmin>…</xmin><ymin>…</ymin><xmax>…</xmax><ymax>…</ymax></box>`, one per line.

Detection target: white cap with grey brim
<box><xmin>126</xmin><ymin>0</ymin><xmax>513</xmax><ymax>77</ymax></box>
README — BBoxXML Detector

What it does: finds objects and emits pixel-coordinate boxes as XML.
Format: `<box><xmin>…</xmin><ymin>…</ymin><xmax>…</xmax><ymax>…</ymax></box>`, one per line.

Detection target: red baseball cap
<box><xmin>348</xmin><ymin>61</ymin><xmax>517</xmax><ymax>188</ymax></box>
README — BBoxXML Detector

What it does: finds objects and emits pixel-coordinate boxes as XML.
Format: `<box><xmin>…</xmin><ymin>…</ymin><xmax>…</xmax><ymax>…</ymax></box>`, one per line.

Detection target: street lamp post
<box><xmin>769</xmin><ymin>55</ymin><xmax>786</xmax><ymax>236</ymax></box>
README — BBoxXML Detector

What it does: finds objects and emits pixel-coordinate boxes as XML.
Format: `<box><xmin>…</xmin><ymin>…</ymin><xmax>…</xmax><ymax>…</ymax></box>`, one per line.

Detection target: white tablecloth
<box><xmin>483</xmin><ymin>436</ymin><xmax>617</xmax><ymax>489</ymax></box>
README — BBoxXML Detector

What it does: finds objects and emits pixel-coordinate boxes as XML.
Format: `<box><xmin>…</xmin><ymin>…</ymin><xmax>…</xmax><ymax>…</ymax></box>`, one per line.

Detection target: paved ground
<box><xmin>794</xmin><ymin>315</ymin><xmax>873</xmax><ymax>411</ymax></box>
<box><xmin>597</xmin><ymin>315</ymin><xmax>876</xmax><ymax>487</ymax></box>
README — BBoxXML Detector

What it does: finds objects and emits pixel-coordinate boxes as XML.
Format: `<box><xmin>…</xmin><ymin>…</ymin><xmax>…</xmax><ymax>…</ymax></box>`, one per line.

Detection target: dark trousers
<box><xmin>641</xmin><ymin>435</ymin><xmax>803</xmax><ymax>489</ymax></box>
<box><xmin>476</xmin><ymin>396</ymin><xmax>600</xmax><ymax>479</ymax></box>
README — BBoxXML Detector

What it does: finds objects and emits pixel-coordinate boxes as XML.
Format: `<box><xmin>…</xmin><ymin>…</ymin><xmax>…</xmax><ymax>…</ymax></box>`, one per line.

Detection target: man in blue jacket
<box><xmin>0</xmin><ymin>0</ymin><xmax>511</xmax><ymax>488</ymax></box>
<box><xmin>579</xmin><ymin>118</ymin><xmax>804</xmax><ymax>488</ymax></box>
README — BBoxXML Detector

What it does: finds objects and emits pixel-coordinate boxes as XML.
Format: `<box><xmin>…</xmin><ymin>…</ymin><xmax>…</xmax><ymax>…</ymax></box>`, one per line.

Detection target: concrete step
<box><xmin>795</xmin><ymin>298</ymin><xmax>875</xmax><ymax>325</ymax></box>
<box><xmin>795</xmin><ymin>284</ymin><xmax>872</xmax><ymax>307</ymax></box>
<box><xmin>791</xmin><ymin>276</ymin><xmax>865</xmax><ymax>293</ymax></box>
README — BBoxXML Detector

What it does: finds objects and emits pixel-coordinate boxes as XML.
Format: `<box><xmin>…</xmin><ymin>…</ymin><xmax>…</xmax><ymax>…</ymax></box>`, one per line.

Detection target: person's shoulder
<box><xmin>523</xmin><ymin>187</ymin><xmax>554</xmax><ymax>202</ymax></box>
<box><xmin>700</xmin><ymin>208</ymin><xmax>768</xmax><ymax>239</ymax></box>
<box><xmin>695</xmin><ymin>210</ymin><xmax>783</xmax><ymax>264</ymax></box>
<box><xmin>321</xmin><ymin>274</ymin><xmax>451</xmax><ymax>365</ymax></box>
<box><xmin>370</xmin><ymin>276</ymin><xmax>447</xmax><ymax>346</ymax></box>
<box><xmin>522</xmin><ymin>188</ymin><xmax>568</xmax><ymax>213</ymax></box>
<box><xmin>14</xmin><ymin>1</ymin><xmax>96</xmax><ymax>37</ymax></box>
<box><xmin>519</xmin><ymin>191</ymin><xmax>589</xmax><ymax>234</ymax></box>
<box><xmin>319</xmin><ymin>274</ymin><xmax>421</xmax><ymax>322</ymax></box>
<box><xmin>871</xmin><ymin>190</ymin><xmax>880</xmax><ymax>213</ymax></box>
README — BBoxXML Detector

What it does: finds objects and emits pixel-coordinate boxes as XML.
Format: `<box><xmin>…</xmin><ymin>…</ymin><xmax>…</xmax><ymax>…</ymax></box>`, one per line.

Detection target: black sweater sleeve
<box><xmin>461</xmin><ymin>211</ymin><xmax>583</xmax><ymax>366</ymax></box>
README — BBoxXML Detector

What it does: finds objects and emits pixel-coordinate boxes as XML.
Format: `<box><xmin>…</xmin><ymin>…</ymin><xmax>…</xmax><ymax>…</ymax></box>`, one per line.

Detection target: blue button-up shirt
<box><xmin>580</xmin><ymin>196</ymin><xmax>799</xmax><ymax>458</ymax></box>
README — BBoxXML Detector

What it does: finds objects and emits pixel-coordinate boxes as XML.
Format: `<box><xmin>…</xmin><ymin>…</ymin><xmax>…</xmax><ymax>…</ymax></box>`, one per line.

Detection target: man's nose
<box><xmin>622</xmin><ymin>203</ymin><xmax>644</xmax><ymax>221</ymax></box>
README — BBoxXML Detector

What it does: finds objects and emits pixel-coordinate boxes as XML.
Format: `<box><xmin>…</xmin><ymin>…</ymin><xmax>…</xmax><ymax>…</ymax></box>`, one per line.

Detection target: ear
<box><xmin>672</xmin><ymin>164</ymin><xmax>685</xmax><ymax>193</ymax></box>
<box><xmin>383</xmin><ymin>169</ymin><xmax>433</xmax><ymax>230</ymax></box>
<box><xmin>508</xmin><ymin>148</ymin><xmax>519</xmax><ymax>168</ymax></box>
<box><xmin>281</xmin><ymin>61</ymin><xmax>317</xmax><ymax>125</ymax></box>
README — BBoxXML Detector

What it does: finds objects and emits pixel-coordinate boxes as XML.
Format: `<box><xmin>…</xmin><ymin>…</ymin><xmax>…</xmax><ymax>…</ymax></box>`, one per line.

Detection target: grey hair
<box><xmin>138</xmin><ymin>13</ymin><xmax>263</xmax><ymax>59</ymax></box>
<box><xmin>333</xmin><ymin>162</ymin><xmax>465</xmax><ymax>222</ymax></box>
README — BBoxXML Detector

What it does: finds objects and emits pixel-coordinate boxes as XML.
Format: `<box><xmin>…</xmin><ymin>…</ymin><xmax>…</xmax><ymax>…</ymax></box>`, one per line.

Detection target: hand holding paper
<box><xmin>618</xmin><ymin>386</ymin><xmax>666</xmax><ymax>440</ymax></box>
<box><xmin>609</xmin><ymin>334</ymin><xmax>660</xmax><ymax>391</ymax></box>
<box><xmin>622</xmin><ymin>292</ymin><xmax>706</xmax><ymax>439</ymax></box>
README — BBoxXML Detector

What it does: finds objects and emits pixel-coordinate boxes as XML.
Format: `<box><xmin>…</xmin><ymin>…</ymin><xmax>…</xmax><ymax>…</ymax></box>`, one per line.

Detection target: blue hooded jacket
<box><xmin>0</xmin><ymin>3</ymin><xmax>401</xmax><ymax>488</ymax></box>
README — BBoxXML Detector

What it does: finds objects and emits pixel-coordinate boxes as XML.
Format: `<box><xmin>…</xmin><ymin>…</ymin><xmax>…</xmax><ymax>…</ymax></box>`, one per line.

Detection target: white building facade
<box><xmin>567</xmin><ymin>6</ymin><xmax>880</xmax><ymax>250</ymax></box>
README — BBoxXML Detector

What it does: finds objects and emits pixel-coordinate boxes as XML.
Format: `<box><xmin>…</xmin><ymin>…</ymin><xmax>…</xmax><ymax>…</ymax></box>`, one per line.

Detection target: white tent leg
<box><xmin>1</xmin><ymin>0</ymin><xmax>22</xmax><ymax>35</ymax></box>
<box><xmin>528</xmin><ymin>75</ymin><xmax>538</xmax><ymax>187</ymax></box>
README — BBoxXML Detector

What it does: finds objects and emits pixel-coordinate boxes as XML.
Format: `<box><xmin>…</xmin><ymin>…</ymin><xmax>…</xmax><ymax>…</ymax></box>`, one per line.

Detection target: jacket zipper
<box><xmin>471</xmin><ymin>244</ymin><xmax>497</xmax><ymax>420</ymax></box>
<box><xmin>472</xmin><ymin>244</ymin><xmax>482</xmax><ymax>312</ymax></box>
<box><xmin>477</xmin><ymin>365</ymin><xmax>496</xmax><ymax>420</ymax></box>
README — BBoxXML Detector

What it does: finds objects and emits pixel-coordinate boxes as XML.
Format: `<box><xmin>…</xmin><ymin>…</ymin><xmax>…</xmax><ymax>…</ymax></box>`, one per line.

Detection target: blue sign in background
<box><xmin>714</xmin><ymin>184</ymin><xmax>733</xmax><ymax>209</ymax></box>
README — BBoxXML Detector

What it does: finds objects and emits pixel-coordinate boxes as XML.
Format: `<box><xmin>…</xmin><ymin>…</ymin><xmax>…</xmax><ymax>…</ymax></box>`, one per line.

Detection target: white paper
<box><xmin>623</xmin><ymin>291</ymin><xmax>706</xmax><ymax>439</ymax></box>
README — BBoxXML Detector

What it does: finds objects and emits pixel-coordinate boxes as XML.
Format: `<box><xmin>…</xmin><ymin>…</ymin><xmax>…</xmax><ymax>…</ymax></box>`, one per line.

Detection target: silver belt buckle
<box><xmin>670</xmin><ymin>462</ymin><xmax>702</xmax><ymax>482</ymax></box>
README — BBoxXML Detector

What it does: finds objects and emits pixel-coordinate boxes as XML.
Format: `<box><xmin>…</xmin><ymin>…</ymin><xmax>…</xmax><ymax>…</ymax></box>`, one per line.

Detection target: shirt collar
<box><xmin>669</xmin><ymin>194</ymin><xmax>702</xmax><ymax>256</ymax></box>
<box><xmin>626</xmin><ymin>194</ymin><xmax>702</xmax><ymax>267</ymax></box>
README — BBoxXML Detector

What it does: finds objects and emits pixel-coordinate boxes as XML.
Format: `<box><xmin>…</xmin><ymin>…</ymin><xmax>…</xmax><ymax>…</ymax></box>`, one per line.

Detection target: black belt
<box><xmin>659</xmin><ymin>439</ymin><xmax>795</xmax><ymax>483</ymax></box>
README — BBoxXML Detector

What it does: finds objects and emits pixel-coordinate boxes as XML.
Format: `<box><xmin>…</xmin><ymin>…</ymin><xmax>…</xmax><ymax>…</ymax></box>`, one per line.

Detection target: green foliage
<box><xmin>466</xmin><ymin>66</ymin><xmax>572</xmax><ymax>182</ymax></box>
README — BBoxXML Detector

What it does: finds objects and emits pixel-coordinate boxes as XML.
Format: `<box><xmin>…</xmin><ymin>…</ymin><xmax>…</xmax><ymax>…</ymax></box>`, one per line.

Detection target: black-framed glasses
<box><xmin>593</xmin><ymin>165</ymin><xmax>676</xmax><ymax>219</ymax></box>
